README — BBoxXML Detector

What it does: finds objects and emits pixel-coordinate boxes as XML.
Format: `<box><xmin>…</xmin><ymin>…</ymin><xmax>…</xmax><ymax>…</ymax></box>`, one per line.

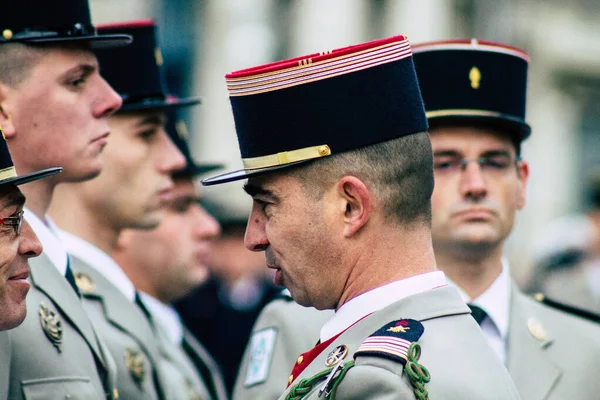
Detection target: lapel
<box><xmin>507</xmin><ymin>284</ymin><xmax>561</xmax><ymax>400</ymax></box>
<box><xmin>28</xmin><ymin>253</ymin><xmax>106</xmax><ymax>369</ymax></box>
<box><xmin>182</xmin><ymin>328</ymin><xmax>228</xmax><ymax>400</ymax></box>
<box><xmin>69</xmin><ymin>256</ymin><xmax>161</xmax><ymax>362</ymax></box>
<box><xmin>564</xmin><ymin>267</ymin><xmax>598</xmax><ymax>310</ymax></box>
<box><xmin>283</xmin><ymin>286</ymin><xmax>470</xmax><ymax>388</ymax></box>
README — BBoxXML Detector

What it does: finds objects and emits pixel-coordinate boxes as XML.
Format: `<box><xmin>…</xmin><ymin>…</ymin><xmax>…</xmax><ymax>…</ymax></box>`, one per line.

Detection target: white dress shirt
<box><xmin>320</xmin><ymin>271</ymin><xmax>447</xmax><ymax>342</ymax></box>
<box><xmin>450</xmin><ymin>261</ymin><xmax>511</xmax><ymax>365</ymax></box>
<box><xmin>24</xmin><ymin>208</ymin><xmax>68</xmax><ymax>276</ymax></box>
<box><xmin>59</xmin><ymin>230</ymin><xmax>136</xmax><ymax>302</ymax></box>
<box><xmin>140</xmin><ymin>293</ymin><xmax>184</xmax><ymax>345</ymax></box>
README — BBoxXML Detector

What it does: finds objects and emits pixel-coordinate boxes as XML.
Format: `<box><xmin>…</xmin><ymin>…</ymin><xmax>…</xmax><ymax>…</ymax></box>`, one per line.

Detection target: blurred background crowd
<box><xmin>89</xmin><ymin>0</ymin><xmax>599</xmax><ymax>393</ymax></box>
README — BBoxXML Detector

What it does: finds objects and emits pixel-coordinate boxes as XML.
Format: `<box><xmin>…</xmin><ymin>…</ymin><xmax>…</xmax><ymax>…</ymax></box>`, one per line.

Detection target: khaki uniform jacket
<box><xmin>278</xmin><ymin>286</ymin><xmax>520</xmax><ymax>400</ymax></box>
<box><xmin>540</xmin><ymin>266</ymin><xmax>600</xmax><ymax>314</ymax></box>
<box><xmin>0</xmin><ymin>332</ymin><xmax>9</xmax><ymax>399</ymax></box>
<box><xmin>7</xmin><ymin>254</ymin><xmax>118</xmax><ymax>400</ymax></box>
<box><xmin>508</xmin><ymin>285</ymin><xmax>600</xmax><ymax>400</ymax></box>
<box><xmin>69</xmin><ymin>256</ymin><xmax>167</xmax><ymax>400</ymax></box>
<box><xmin>152</xmin><ymin>318</ymin><xmax>228</xmax><ymax>400</ymax></box>
<box><xmin>233</xmin><ymin>296</ymin><xmax>333</xmax><ymax>400</ymax></box>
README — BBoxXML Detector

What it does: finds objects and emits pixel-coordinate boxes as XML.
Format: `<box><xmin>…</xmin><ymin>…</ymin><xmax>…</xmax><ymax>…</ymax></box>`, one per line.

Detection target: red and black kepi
<box><xmin>0</xmin><ymin>128</ymin><xmax>61</xmax><ymax>186</ymax></box>
<box><xmin>0</xmin><ymin>0</ymin><xmax>131</xmax><ymax>48</ymax></box>
<box><xmin>202</xmin><ymin>34</ymin><xmax>428</xmax><ymax>186</ymax></box>
<box><xmin>95</xmin><ymin>20</ymin><xmax>201</xmax><ymax>111</ymax></box>
<box><xmin>412</xmin><ymin>39</ymin><xmax>531</xmax><ymax>142</ymax></box>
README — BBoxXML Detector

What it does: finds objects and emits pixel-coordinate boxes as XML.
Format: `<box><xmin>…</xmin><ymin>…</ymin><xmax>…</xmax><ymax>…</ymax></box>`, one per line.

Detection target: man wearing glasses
<box><xmin>0</xmin><ymin>130</ymin><xmax>60</xmax><ymax>398</ymax></box>
<box><xmin>234</xmin><ymin>39</ymin><xmax>600</xmax><ymax>400</ymax></box>
<box><xmin>415</xmin><ymin>39</ymin><xmax>600</xmax><ymax>399</ymax></box>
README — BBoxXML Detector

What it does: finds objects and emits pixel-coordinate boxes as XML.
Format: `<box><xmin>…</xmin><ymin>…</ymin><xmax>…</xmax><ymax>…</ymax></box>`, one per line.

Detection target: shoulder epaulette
<box><xmin>354</xmin><ymin>319</ymin><xmax>430</xmax><ymax>399</ymax></box>
<box><xmin>534</xmin><ymin>293</ymin><xmax>600</xmax><ymax>324</ymax></box>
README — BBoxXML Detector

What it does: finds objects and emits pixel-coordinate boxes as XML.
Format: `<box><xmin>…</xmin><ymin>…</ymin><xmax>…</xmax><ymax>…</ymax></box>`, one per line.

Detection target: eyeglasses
<box><xmin>433</xmin><ymin>155</ymin><xmax>521</xmax><ymax>177</ymax></box>
<box><xmin>0</xmin><ymin>210</ymin><xmax>24</xmax><ymax>235</ymax></box>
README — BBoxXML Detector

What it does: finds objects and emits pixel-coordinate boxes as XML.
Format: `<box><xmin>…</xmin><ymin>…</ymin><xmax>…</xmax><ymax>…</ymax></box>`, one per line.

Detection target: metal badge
<box><xmin>74</xmin><ymin>272</ymin><xmax>96</xmax><ymax>292</ymax></box>
<box><xmin>469</xmin><ymin>66</ymin><xmax>481</xmax><ymax>89</ymax></box>
<box><xmin>325</xmin><ymin>345</ymin><xmax>348</xmax><ymax>367</ymax></box>
<box><xmin>124</xmin><ymin>347</ymin><xmax>146</xmax><ymax>387</ymax></box>
<box><xmin>39</xmin><ymin>301</ymin><xmax>63</xmax><ymax>352</ymax></box>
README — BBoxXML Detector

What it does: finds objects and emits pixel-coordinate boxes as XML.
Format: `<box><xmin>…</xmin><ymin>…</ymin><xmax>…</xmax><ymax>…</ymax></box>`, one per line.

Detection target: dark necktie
<box><xmin>468</xmin><ymin>304</ymin><xmax>488</xmax><ymax>326</ymax></box>
<box><xmin>64</xmin><ymin>256</ymin><xmax>81</xmax><ymax>298</ymax></box>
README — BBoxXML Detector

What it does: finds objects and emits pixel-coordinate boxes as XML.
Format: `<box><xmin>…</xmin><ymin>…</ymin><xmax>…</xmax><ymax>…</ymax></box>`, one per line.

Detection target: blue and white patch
<box><xmin>244</xmin><ymin>327</ymin><xmax>278</xmax><ymax>387</ymax></box>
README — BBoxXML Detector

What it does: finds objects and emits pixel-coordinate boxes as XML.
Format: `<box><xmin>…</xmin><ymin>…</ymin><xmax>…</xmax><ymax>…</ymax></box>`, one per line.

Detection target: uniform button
<box><xmin>297</xmin><ymin>356</ymin><xmax>304</xmax><ymax>365</ymax></box>
<box><xmin>288</xmin><ymin>374</ymin><xmax>294</xmax><ymax>384</ymax></box>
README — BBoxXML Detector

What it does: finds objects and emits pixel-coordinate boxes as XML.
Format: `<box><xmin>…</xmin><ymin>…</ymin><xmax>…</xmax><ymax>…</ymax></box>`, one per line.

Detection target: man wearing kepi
<box><xmin>202</xmin><ymin>35</ymin><xmax>520</xmax><ymax>399</ymax></box>
<box><xmin>112</xmin><ymin>110</ymin><xmax>228</xmax><ymax>400</ymax></box>
<box><xmin>47</xmin><ymin>20</ymin><xmax>192</xmax><ymax>400</ymax></box>
<box><xmin>0</xmin><ymin>130</ymin><xmax>60</xmax><ymax>398</ymax></box>
<box><xmin>0</xmin><ymin>1</ymin><xmax>129</xmax><ymax>398</ymax></box>
<box><xmin>413</xmin><ymin>39</ymin><xmax>600</xmax><ymax>400</ymax></box>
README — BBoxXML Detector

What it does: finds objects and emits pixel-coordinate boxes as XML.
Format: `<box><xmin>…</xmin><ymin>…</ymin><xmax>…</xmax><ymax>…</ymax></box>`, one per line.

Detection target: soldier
<box><xmin>0</xmin><ymin>1</ymin><xmax>130</xmax><ymax>398</ymax></box>
<box><xmin>202</xmin><ymin>35</ymin><xmax>520</xmax><ymax>399</ymax></box>
<box><xmin>0</xmin><ymin>131</ymin><xmax>60</xmax><ymax>397</ymax></box>
<box><xmin>234</xmin><ymin>38</ymin><xmax>600</xmax><ymax>400</ymax></box>
<box><xmin>415</xmin><ymin>38</ymin><xmax>600</xmax><ymax>399</ymax></box>
<box><xmin>112</xmin><ymin>111</ymin><xmax>228</xmax><ymax>400</ymax></box>
<box><xmin>47</xmin><ymin>20</ymin><xmax>195</xmax><ymax>400</ymax></box>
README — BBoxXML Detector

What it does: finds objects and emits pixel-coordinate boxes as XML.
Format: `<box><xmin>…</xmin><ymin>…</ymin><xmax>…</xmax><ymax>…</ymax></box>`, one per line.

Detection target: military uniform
<box><xmin>539</xmin><ymin>266</ymin><xmax>600</xmax><ymax>314</ymax></box>
<box><xmin>278</xmin><ymin>284</ymin><xmax>520</xmax><ymax>400</ymax></box>
<box><xmin>0</xmin><ymin>2</ymin><xmax>130</xmax><ymax>398</ymax></box>
<box><xmin>62</xmin><ymin>235</ymin><xmax>166</xmax><ymax>400</ymax></box>
<box><xmin>8</xmin><ymin>251</ymin><xmax>118</xmax><ymax>399</ymax></box>
<box><xmin>142</xmin><ymin>294</ymin><xmax>228</xmax><ymax>400</ymax></box>
<box><xmin>233</xmin><ymin>292</ymin><xmax>333</xmax><ymax>400</ymax></box>
<box><xmin>0</xmin><ymin>332</ymin><xmax>9</xmax><ymax>399</ymax></box>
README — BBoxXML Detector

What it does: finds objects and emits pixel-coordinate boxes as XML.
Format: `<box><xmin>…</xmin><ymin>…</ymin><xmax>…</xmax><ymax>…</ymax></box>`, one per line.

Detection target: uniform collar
<box><xmin>24</xmin><ymin>208</ymin><xmax>68</xmax><ymax>276</ymax></box>
<box><xmin>450</xmin><ymin>259</ymin><xmax>511</xmax><ymax>341</ymax></box>
<box><xmin>139</xmin><ymin>292</ymin><xmax>183</xmax><ymax>344</ymax></box>
<box><xmin>320</xmin><ymin>270</ymin><xmax>447</xmax><ymax>342</ymax></box>
<box><xmin>58</xmin><ymin>229</ymin><xmax>136</xmax><ymax>302</ymax></box>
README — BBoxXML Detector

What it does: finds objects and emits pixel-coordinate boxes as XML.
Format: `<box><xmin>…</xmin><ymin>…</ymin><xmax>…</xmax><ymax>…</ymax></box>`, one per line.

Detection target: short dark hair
<box><xmin>290</xmin><ymin>131</ymin><xmax>434</xmax><ymax>227</ymax></box>
<box><xmin>0</xmin><ymin>43</ymin><xmax>46</xmax><ymax>86</ymax></box>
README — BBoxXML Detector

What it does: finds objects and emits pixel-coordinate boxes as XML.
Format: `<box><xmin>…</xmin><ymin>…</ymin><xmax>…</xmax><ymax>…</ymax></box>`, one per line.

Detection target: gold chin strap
<box><xmin>242</xmin><ymin>144</ymin><xmax>331</xmax><ymax>170</ymax></box>
<box><xmin>426</xmin><ymin>109</ymin><xmax>503</xmax><ymax>119</ymax></box>
<box><xmin>0</xmin><ymin>166</ymin><xmax>17</xmax><ymax>181</ymax></box>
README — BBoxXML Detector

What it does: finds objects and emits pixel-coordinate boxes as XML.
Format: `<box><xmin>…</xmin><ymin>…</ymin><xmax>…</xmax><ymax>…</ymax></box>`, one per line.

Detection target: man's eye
<box><xmin>139</xmin><ymin>129</ymin><xmax>157</xmax><ymax>140</ymax></box>
<box><xmin>482</xmin><ymin>157</ymin><xmax>510</xmax><ymax>169</ymax></box>
<box><xmin>69</xmin><ymin>77</ymin><xmax>86</xmax><ymax>88</ymax></box>
<box><xmin>433</xmin><ymin>160</ymin><xmax>457</xmax><ymax>170</ymax></box>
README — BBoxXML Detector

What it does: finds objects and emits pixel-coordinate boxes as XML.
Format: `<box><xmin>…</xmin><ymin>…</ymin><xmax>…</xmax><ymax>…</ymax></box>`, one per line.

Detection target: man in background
<box><xmin>0</xmin><ymin>1</ymin><xmax>129</xmax><ymax>397</ymax></box>
<box><xmin>113</xmin><ymin>112</ymin><xmax>228</xmax><ymax>400</ymax></box>
<box><xmin>49</xmin><ymin>20</ymin><xmax>188</xmax><ymax>399</ymax></box>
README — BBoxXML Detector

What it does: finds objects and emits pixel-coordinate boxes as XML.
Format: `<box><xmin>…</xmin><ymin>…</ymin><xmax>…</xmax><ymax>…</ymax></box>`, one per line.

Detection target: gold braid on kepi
<box><xmin>202</xmin><ymin>34</ymin><xmax>428</xmax><ymax>186</ymax></box>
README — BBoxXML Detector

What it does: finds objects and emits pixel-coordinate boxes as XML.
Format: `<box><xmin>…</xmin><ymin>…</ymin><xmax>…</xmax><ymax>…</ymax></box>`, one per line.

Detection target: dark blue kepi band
<box><xmin>232</xmin><ymin>58</ymin><xmax>428</xmax><ymax>160</ymax></box>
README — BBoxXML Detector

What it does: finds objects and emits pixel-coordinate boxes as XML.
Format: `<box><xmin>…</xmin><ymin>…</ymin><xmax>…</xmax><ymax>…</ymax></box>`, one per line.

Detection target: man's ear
<box><xmin>516</xmin><ymin>159</ymin><xmax>529</xmax><ymax>210</ymax></box>
<box><xmin>0</xmin><ymin>86</ymin><xmax>16</xmax><ymax>138</ymax></box>
<box><xmin>336</xmin><ymin>176</ymin><xmax>372</xmax><ymax>238</ymax></box>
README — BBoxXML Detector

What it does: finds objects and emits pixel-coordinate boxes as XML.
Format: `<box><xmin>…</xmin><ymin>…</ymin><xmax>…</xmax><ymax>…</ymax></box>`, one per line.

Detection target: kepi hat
<box><xmin>202</xmin><ymin>34</ymin><xmax>428</xmax><ymax>186</ymax></box>
<box><xmin>412</xmin><ymin>39</ymin><xmax>531</xmax><ymax>141</ymax></box>
<box><xmin>96</xmin><ymin>20</ymin><xmax>201</xmax><ymax>111</ymax></box>
<box><xmin>0</xmin><ymin>0</ymin><xmax>131</xmax><ymax>48</ymax></box>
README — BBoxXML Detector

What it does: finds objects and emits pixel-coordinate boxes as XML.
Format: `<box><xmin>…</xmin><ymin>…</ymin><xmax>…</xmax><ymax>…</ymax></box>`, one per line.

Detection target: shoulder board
<box><xmin>534</xmin><ymin>293</ymin><xmax>600</xmax><ymax>324</ymax></box>
<box><xmin>354</xmin><ymin>318</ymin><xmax>424</xmax><ymax>365</ymax></box>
